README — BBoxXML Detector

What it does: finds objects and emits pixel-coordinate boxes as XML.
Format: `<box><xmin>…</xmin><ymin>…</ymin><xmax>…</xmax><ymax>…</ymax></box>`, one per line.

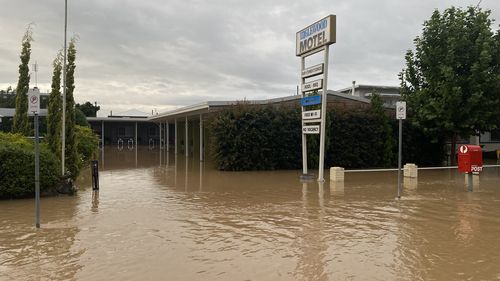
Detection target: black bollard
<box><xmin>91</xmin><ymin>160</ymin><xmax>99</xmax><ymax>190</ymax></box>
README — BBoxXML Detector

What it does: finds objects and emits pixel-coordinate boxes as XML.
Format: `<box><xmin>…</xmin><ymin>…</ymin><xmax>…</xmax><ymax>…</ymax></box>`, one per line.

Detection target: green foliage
<box><xmin>0</xmin><ymin>132</ymin><xmax>60</xmax><ymax>199</ymax></box>
<box><xmin>400</xmin><ymin>6</ymin><xmax>500</xmax><ymax>160</ymax></box>
<box><xmin>369</xmin><ymin>93</ymin><xmax>396</xmax><ymax>167</ymax></box>
<box><xmin>210</xmin><ymin>105</ymin><xmax>444</xmax><ymax>171</ymax></box>
<box><xmin>64</xmin><ymin>38</ymin><xmax>79</xmax><ymax>178</ymax></box>
<box><xmin>76</xmin><ymin>101</ymin><xmax>100</xmax><ymax>117</ymax></box>
<box><xmin>75</xmin><ymin>108</ymin><xmax>89</xmax><ymax>127</ymax></box>
<box><xmin>0</xmin><ymin>87</ymin><xmax>15</xmax><ymax>108</ymax></box>
<box><xmin>209</xmin><ymin>105</ymin><xmax>301</xmax><ymax>171</ymax></box>
<box><xmin>12</xmin><ymin>27</ymin><xmax>33</xmax><ymax>135</ymax></box>
<box><xmin>46</xmin><ymin>52</ymin><xmax>63</xmax><ymax>160</ymax></box>
<box><xmin>75</xmin><ymin>125</ymin><xmax>99</xmax><ymax>163</ymax></box>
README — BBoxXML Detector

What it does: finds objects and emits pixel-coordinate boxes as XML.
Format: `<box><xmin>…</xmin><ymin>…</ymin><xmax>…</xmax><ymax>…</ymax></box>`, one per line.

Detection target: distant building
<box><xmin>336</xmin><ymin>83</ymin><xmax>401</xmax><ymax>106</ymax></box>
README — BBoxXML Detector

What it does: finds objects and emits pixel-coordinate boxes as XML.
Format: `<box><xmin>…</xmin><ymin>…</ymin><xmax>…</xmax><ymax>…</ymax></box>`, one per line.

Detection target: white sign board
<box><xmin>301</xmin><ymin>63</ymin><xmax>324</xmax><ymax>78</ymax></box>
<box><xmin>302</xmin><ymin>79</ymin><xmax>323</xmax><ymax>92</ymax></box>
<box><xmin>302</xmin><ymin>110</ymin><xmax>321</xmax><ymax>120</ymax></box>
<box><xmin>302</xmin><ymin>125</ymin><xmax>320</xmax><ymax>134</ymax></box>
<box><xmin>296</xmin><ymin>15</ymin><xmax>336</xmax><ymax>56</ymax></box>
<box><xmin>396</xmin><ymin>101</ymin><xmax>406</xmax><ymax>120</ymax></box>
<box><xmin>28</xmin><ymin>88</ymin><xmax>40</xmax><ymax>116</ymax></box>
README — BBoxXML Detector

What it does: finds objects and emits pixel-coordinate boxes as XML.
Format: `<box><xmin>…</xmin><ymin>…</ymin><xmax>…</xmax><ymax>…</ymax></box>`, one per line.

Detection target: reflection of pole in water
<box><xmin>295</xmin><ymin>180</ymin><xmax>328</xmax><ymax>280</ymax></box>
<box><xmin>198</xmin><ymin>160</ymin><xmax>202</xmax><ymax>191</ymax></box>
<box><xmin>174</xmin><ymin>153</ymin><xmax>178</xmax><ymax>187</ymax></box>
<box><xmin>91</xmin><ymin>191</ymin><xmax>99</xmax><ymax>213</ymax></box>
<box><xmin>185</xmin><ymin>155</ymin><xmax>189</xmax><ymax>192</ymax></box>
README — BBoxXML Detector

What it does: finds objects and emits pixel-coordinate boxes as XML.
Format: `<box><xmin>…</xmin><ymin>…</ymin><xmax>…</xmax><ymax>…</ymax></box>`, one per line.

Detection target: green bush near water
<box><xmin>0</xmin><ymin>127</ymin><xmax>99</xmax><ymax>199</ymax></box>
<box><xmin>210</xmin><ymin>104</ymin><xmax>445</xmax><ymax>171</ymax></box>
<box><xmin>0</xmin><ymin>132</ymin><xmax>60</xmax><ymax>199</ymax></box>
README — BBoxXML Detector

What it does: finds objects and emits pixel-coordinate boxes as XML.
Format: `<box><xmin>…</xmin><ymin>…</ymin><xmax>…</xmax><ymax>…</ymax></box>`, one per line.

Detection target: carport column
<box><xmin>101</xmin><ymin>120</ymin><xmax>104</xmax><ymax>148</ymax></box>
<box><xmin>166</xmin><ymin>121</ymin><xmax>169</xmax><ymax>152</ymax></box>
<box><xmin>185</xmin><ymin>116</ymin><xmax>189</xmax><ymax>158</ymax></box>
<box><xmin>175</xmin><ymin>118</ymin><xmax>178</xmax><ymax>154</ymax></box>
<box><xmin>200</xmin><ymin>114</ymin><xmax>203</xmax><ymax>162</ymax></box>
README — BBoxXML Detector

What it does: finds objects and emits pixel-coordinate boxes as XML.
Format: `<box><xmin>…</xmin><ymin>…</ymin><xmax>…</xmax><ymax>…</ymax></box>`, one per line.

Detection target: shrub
<box><xmin>75</xmin><ymin>125</ymin><xmax>99</xmax><ymax>164</ymax></box>
<box><xmin>0</xmin><ymin>132</ymin><xmax>60</xmax><ymax>199</ymax></box>
<box><xmin>210</xmin><ymin>104</ymin><xmax>445</xmax><ymax>171</ymax></box>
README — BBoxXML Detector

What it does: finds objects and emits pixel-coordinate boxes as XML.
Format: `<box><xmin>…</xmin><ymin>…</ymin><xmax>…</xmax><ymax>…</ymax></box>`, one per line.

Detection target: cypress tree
<box><xmin>64</xmin><ymin>38</ymin><xmax>79</xmax><ymax>178</ymax></box>
<box><xmin>12</xmin><ymin>27</ymin><xmax>33</xmax><ymax>135</ymax></box>
<box><xmin>46</xmin><ymin>52</ymin><xmax>63</xmax><ymax>159</ymax></box>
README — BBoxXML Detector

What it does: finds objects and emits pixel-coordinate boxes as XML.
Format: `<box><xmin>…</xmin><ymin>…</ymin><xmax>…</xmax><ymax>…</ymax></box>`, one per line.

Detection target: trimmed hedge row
<box><xmin>0</xmin><ymin>133</ymin><xmax>60</xmax><ymax>199</ymax></box>
<box><xmin>209</xmin><ymin>104</ymin><xmax>444</xmax><ymax>171</ymax></box>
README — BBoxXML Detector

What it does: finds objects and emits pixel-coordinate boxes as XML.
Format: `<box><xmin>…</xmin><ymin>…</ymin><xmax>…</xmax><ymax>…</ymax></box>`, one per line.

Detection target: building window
<box><xmin>118</xmin><ymin>127</ymin><xmax>125</xmax><ymax>136</ymax></box>
<box><xmin>491</xmin><ymin>129</ymin><xmax>500</xmax><ymax>142</ymax></box>
<box><xmin>149</xmin><ymin>127</ymin><xmax>155</xmax><ymax>136</ymax></box>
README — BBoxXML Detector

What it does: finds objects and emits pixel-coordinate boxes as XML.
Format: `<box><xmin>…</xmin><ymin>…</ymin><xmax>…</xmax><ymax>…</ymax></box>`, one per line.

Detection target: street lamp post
<box><xmin>61</xmin><ymin>0</ymin><xmax>68</xmax><ymax>175</ymax></box>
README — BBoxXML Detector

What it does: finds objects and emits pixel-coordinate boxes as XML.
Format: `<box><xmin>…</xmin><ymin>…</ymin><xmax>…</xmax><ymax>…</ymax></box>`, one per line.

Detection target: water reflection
<box><xmin>2</xmin><ymin>148</ymin><xmax>500</xmax><ymax>280</ymax></box>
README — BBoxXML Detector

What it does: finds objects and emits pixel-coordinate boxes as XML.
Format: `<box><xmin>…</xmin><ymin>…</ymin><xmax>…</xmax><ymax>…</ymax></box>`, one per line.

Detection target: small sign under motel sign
<box><xmin>302</xmin><ymin>79</ymin><xmax>323</xmax><ymax>92</ymax></box>
<box><xmin>303</xmin><ymin>125</ymin><xmax>320</xmax><ymax>134</ymax></box>
<box><xmin>296</xmin><ymin>15</ymin><xmax>336</xmax><ymax>56</ymax></box>
<box><xmin>302</xmin><ymin>110</ymin><xmax>321</xmax><ymax>120</ymax></box>
<box><xmin>301</xmin><ymin>63</ymin><xmax>324</xmax><ymax>78</ymax></box>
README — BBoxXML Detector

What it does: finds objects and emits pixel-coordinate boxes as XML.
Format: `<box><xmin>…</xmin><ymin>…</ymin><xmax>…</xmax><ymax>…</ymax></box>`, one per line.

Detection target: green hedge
<box><xmin>0</xmin><ymin>133</ymin><xmax>61</xmax><ymax>199</ymax></box>
<box><xmin>209</xmin><ymin>104</ymin><xmax>445</xmax><ymax>171</ymax></box>
<box><xmin>75</xmin><ymin>125</ymin><xmax>99</xmax><ymax>164</ymax></box>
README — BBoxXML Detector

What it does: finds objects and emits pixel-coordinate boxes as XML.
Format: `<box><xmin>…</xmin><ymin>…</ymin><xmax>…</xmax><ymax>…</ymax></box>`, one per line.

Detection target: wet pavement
<box><xmin>1</xmin><ymin>147</ymin><xmax>500</xmax><ymax>280</ymax></box>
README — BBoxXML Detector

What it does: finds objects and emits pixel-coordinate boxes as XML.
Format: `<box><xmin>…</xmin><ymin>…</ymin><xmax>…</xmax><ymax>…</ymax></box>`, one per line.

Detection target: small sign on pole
<box><xmin>301</xmin><ymin>79</ymin><xmax>323</xmax><ymax>92</ymax></box>
<box><xmin>302</xmin><ymin>110</ymin><xmax>321</xmax><ymax>120</ymax></box>
<box><xmin>28</xmin><ymin>88</ymin><xmax>40</xmax><ymax>116</ymax></box>
<box><xmin>301</xmin><ymin>95</ymin><xmax>321</xmax><ymax>106</ymax></box>
<box><xmin>302</xmin><ymin>125</ymin><xmax>320</xmax><ymax>134</ymax></box>
<box><xmin>396</xmin><ymin>101</ymin><xmax>406</xmax><ymax>120</ymax></box>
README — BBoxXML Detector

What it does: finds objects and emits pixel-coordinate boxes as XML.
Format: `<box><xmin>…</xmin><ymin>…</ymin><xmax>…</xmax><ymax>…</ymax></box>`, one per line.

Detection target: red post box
<box><xmin>458</xmin><ymin>145</ymin><xmax>483</xmax><ymax>173</ymax></box>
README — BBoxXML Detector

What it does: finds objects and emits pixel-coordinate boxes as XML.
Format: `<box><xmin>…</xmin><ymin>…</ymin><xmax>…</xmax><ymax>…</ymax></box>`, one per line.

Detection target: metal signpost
<box><xmin>28</xmin><ymin>88</ymin><xmax>41</xmax><ymax>228</ymax></box>
<box><xmin>396</xmin><ymin>101</ymin><xmax>406</xmax><ymax>198</ymax></box>
<box><xmin>296</xmin><ymin>15</ymin><xmax>336</xmax><ymax>182</ymax></box>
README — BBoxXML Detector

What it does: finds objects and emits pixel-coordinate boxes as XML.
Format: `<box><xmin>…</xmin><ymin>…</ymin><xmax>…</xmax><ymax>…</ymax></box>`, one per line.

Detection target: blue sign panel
<box><xmin>301</xmin><ymin>95</ymin><xmax>321</xmax><ymax>106</ymax></box>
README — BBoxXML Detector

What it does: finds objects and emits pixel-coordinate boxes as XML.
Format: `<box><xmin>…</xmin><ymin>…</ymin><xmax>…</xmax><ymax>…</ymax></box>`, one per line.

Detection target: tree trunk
<box><xmin>450</xmin><ymin>133</ymin><xmax>457</xmax><ymax>166</ymax></box>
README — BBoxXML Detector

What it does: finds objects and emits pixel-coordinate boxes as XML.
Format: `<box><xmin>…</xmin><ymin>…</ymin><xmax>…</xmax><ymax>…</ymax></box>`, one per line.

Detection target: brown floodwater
<box><xmin>1</xmin><ymin>147</ymin><xmax>500</xmax><ymax>280</ymax></box>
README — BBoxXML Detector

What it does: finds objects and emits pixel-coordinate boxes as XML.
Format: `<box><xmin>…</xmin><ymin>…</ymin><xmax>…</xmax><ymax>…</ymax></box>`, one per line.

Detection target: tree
<box><xmin>400</xmin><ymin>7</ymin><xmax>500</xmax><ymax>164</ymax></box>
<box><xmin>12</xmin><ymin>27</ymin><xmax>33</xmax><ymax>135</ymax></box>
<box><xmin>46</xmin><ymin>52</ymin><xmax>63</xmax><ymax>159</ymax></box>
<box><xmin>369</xmin><ymin>92</ymin><xmax>396</xmax><ymax>167</ymax></box>
<box><xmin>64</xmin><ymin>38</ymin><xmax>79</xmax><ymax>178</ymax></box>
<box><xmin>76</xmin><ymin>101</ymin><xmax>100</xmax><ymax>117</ymax></box>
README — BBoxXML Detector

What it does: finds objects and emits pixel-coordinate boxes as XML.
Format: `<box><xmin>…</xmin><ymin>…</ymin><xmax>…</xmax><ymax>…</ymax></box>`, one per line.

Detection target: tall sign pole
<box><xmin>61</xmin><ymin>0</ymin><xmax>68</xmax><ymax>176</ymax></box>
<box><xmin>296</xmin><ymin>15</ymin><xmax>336</xmax><ymax>182</ymax></box>
<box><xmin>28</xmin><ymin>88</ymin><xmax>41</xmax><ymax>228</ymax></box>
<box><xmin>396</xmin><ymin>101</ymin><xmax>406</xmax><ymax>198</ymax></box>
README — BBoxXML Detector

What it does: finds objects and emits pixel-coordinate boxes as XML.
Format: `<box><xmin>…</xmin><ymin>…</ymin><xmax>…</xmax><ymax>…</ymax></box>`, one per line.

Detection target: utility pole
<box><xmin>61</xmin><ymin>0</ymin><xmax>68</xmax><ymax>176</ymax></box>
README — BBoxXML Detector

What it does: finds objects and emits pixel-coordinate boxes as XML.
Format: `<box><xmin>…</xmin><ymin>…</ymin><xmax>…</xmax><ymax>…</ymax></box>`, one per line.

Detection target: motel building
<box><xmin>1</xmin><ymin>87</ymin><xmax>499</xmax><ymax>161</ymax></box>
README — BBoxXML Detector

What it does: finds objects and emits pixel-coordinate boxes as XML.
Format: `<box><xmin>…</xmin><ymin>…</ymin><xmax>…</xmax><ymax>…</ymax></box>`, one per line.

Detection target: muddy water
<box><xmin>1</xmin><ymin>147</ymin><xmax>500</xmax><ymax>280</ymax></box>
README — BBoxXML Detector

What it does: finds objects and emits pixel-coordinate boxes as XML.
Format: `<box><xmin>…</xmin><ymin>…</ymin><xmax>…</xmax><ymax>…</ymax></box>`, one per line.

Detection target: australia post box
<box><xmin>458</xmin><ymin>145</ymin><xmax>483</xmax><ymax>173</ymax></box>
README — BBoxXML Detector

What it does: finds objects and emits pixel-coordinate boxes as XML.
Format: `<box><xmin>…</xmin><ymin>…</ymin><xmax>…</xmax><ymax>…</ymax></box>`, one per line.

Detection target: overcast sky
<box><xmin>1</xmin><ymin>0</ymin><xmax>499</xmax><ymax>116</ymax></box>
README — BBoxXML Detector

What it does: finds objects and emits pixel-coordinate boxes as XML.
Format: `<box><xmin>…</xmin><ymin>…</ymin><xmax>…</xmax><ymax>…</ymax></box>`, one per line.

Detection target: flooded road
<box><xmin>1</xmin><ymin>147</ymin><xmax>500</xmax><ymax>280</ymax></box>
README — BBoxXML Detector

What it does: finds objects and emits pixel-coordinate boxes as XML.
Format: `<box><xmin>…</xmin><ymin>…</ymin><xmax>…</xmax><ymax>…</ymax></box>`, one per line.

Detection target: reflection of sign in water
<box><xmin>296</xmin><ymin>15</ymin><xmax>336</xmax><ymax>56</ymax></box>
<box><xmin>302</xmin><ymin>125</ymin><xmax>320</xmax><ymax>134</ymax></box>
<box><xmin>302</xmin><ymin>110</ymin><xmax>320</xmax><ymax>120</ymax></box>
<box><xmin>301</xmin><ymin>95</ymin><xmax>321</xmax><ymax>106</ymax></box>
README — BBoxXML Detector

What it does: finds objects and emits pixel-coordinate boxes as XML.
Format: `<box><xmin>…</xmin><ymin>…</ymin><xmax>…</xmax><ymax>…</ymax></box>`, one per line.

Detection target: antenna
<box><xmin>32</xmin><ymin>61</ymin><xmax>38</xmax><ymax>87</ymax></box>
<box><xmin>476</xmin><ymin>0</ymin><xmax>483</xmax><ymax>9</ymax></box>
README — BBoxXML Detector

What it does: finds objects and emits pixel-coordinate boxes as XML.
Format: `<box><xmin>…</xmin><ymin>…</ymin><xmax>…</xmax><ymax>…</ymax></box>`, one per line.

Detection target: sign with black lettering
<box><xmin>302</xmin><ymin>110</ymin><xmax>321</xmax><ymax>120</ymax></box>
<box><xmin>301</xmin><ymin>79</ymin><xmax>323</xmax><ymax>92</ymax></box>
<box><xmin>301</xmin><ymin>64</ymin><xmax>324</xmax><ymax>78</ymax></box>
<box><xmin>296</xmin><ymin>15</ymin><xmax>336</xmax><ymax>56</ymax></box>
<box><xmin>302</xmin><ymin>125</ymin><xmax>320</xmax><ymax>134</ymax></box>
